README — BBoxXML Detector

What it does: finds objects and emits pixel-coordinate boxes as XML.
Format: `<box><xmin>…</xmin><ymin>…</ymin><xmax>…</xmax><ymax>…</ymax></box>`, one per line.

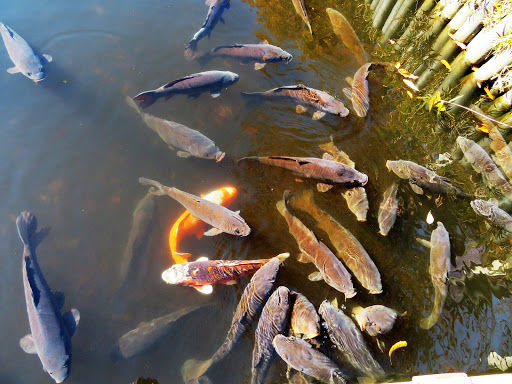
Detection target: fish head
<box><xmin>222</xmin><ymin>71</ymin><xmax>239</xmax><ymax>86</ymax></box>
<box><xmin>331</xmin><ymin>370</ymin><xmax>347</xmax><ymax>384</ymax></box>
<box><xmin>267</xmin><ymin>47</ymin><xmax>293</xmax><ymax>63</ymax></box>
<box><xmin>46</xmin><ymin>354</ymin><xmax>70</xmax><ymax>383</ymax></box>
<box><xmin>231</xmin><ymin>224</ymin><xmax>251</xmax><ymax>237</ymax></box>
<box><xmin>161</xmin><ymin>264</ymin><xmax>188</xmax><ymax>285</ymax></box>
<box><xmin>470</xmin><ymin>200</ymin><xmax>493</xmax><ymax>217</ymax></box>
<box><xmin>28</xmin><ymin>67</ymin><xmax>46</xmax><ymax>82</ymax></box>
<box><xmin>456</xmin><ymin>136</ymin><xmax>469</xmax><ymax>151</ymax></box>
<box><xmin>386</xmin><ymin>160</ymin><xmax>410</xmax><ymax>179</ymax></box>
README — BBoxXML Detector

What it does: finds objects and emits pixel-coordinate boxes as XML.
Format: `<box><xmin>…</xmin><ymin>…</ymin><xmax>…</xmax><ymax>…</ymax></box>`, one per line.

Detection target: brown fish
<box><xmin>471</xmin><ymin>199</ymin><xmax>512</xmax><ymax>233</ymax></box>
<box><xmin>291</xmin><ymin>189</ymin><xmax>382</xmax><ymax>294</ymax></box>
<box><xmin>290</xmin><ymin>292</ymin><xmax>320</xmax><ymax>340</ymax></box>
<box><xmin>252</xmin><ymin>286</ymin><xmax>291</xmax><ymax>384</ymax></box>
<box><xmin>378</xmin><ymin>182</ymin><xmax>399</xmax><ymax>236</ymax></box>
<box><xmin>139</xmin><ymin>178</ymin><xmax>251</xmax><ymax>236</ymax></box>
<box><xmin>126</xmin><ymin>97</ymin><xmax>225</xmax><ymax>161</ymax></box>
<box><xmin>326</xmin><ymin>8</ymin><xmax>369</xmax><ymax>66</ymax></box>
<box><xmin>319</xmin><ymin>301</ymin><xmax>384</xmax><ymax>379</ymax></box>
<box><xmin>386</xmin><ymin>160</ymin><xmax>464</xmax><ymax>196</ymax></box>
<box><xmin>341</xmin><ymin>187</ymin><xmax>369</xmax><ymax>222</ymax></box>
<box><xmin>238</xmin><ymin>156</ymin><xmax>368</xmax><ymax>187</ymax></box>
<box><xmin>457</xmin><ymin>136</ymin><xmax>512</xmax><ymax>195</ymax></box>
<box><xmin>291</xmin><ymin>0</ymin><xmax>312</xmax><ymax>35</ymax></box>
<box><xmin>241</xmin><ymin>84</ymin><xmax>349</xmax><ymax>119</ymax></box>
<box><xmin>276</xmin><ymin>191</ymin><xmax>356</xmax><ymax>299</ymax></box>
<box><xmin>319</xmin><ymin>136</ymin><xmax>355</xmax><ymax>168</ymax></box>
<box><xmin>418</xmin><ymin>222</ymin><xmax>451</xmax><ymax>330</ymax></box>
<box><xmin>273</xmin><ymin>335</ymin><xmax>348</xmax><ymax>384</ymax></box>
<box><xmin>181</xmin><ymin>256</ymin><xmax>285</xmax><ymax>383</ymax></box>
<box><xmin>354</xmin><ymin>305</ymin><xmax>399</xmax><ymax>337</ymax></box>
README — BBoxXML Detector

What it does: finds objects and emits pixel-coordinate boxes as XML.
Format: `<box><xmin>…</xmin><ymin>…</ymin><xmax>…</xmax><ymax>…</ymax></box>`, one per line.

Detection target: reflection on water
<box><xmin>0</xmin><ymin>0</ymin><xmax>510</xmax><ymax>383</ymax></box>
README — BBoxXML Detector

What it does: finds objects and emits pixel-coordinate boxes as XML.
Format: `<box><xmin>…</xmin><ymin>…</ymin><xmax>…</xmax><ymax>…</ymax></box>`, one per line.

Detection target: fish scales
<box><xmin>378</xmin><ymin>182</ymin><xmax>399</xmax><ymax>236</ymax></box>
<box><xmin>252</xmin><ymin>286</ymin><xmax>291</xmax><ymax>384</ymax></box>
<box><xmin>471</xmin><ymin>199</ymin><xmax>512</xmax><ymax>233</ymax></box>
<box><xmin>273</xmin><ymin>335</ymin><xmax>347</xmax><ymax>384</ymax></box>
<box><xmin>276</xmin><ymin>191</ymin><xmax>356</xmax><ymax>299</ymax></box>
<box><xmin>292</xmin><ymin>190</ymin><xmax>381</xmax><ymax>294</ymax></box>
<box><xmin>181</xmin><ymin>257</ymin><xmax>283</xmax><ymax>382</ymax></box>
<box><xmin>319</xmin><ymin>301</ymin><xmax>384</xmax><ymax>379</ymax></box>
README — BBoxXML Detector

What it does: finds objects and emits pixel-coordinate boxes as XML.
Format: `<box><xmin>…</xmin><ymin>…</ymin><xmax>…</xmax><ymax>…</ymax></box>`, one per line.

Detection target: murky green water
<box><xmin>0</xmin><ymin>0</ymin><xmax>510</xmax><ymax>383</ymax></box>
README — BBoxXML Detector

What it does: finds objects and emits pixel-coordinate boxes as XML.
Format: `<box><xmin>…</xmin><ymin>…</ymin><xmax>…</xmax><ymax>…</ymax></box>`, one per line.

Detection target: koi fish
<box><xmin>378</xmin><ymin>182</ymin><xmax>399</xmax><ymax>236</ymax></box>
<box><xmin>169</xmin><ymin>186</ymin><xmax>237</xmax><ymax>264</ymax></box>
<box><xmin>290</xmin><ymin>291</ymin><xmax>320</xmax><ymax>340</ymax></box>
<box><xmin>291</xmin><ymin>0</ymin><xmax>313</xmax><ymax>35</ymax></box>
<box><xmin>161</xmin><ymin>253</ymin><xmax>289</xmax><ymax>294</ymax></box>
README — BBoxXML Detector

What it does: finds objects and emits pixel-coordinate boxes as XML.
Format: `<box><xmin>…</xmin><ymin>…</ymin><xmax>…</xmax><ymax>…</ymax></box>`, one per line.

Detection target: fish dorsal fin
<box><xmin>162</xmin><ymin>74</ymin><xmax>201</xmax><ymax>89</ymax></box>
<box><xmin>194</xmin><ymin>285</ymin><xmax>213</xmax><ymax>294</ymax></box>
<box><xmin>53</xmin><ymin>291</ymin><xmax>65</xmax><ymax>310</ymax></box>
<box><xmin>42</xmin><ymin>54</ymin><xmax>53</xmax><ymax>63</ymax></box>
<box><xmin>137</xmin><ymin>320</ymin><xmax>148</xmax><ymax>327</ymax></box>
<box><xmin>261</xmin><ymin>40</ymin><xmax>269</xmax><ymax>44</ymax></box>
<box><xmin>63</xmin><ymin>308</ymin><xmax>80</xmax><ymax>337</ymax></box>
<box><xmin>19</xmin><ymin>334</ymin><xmax>37</xmax><ymax>354</ymax></box>
<box><xmin>197</xmin><ymin>256</ymin><xmax>209</xmax><ymax>261</ymax></box>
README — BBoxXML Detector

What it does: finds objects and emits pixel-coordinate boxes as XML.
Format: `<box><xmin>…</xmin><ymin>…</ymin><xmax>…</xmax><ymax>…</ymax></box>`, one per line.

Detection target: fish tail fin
<box><xmin>182</xmin><ymin>358</ymin><xmax>213</xmax><ymax>383</ymax></box>
<box><xmin>194</xmin><ymin>50</ymin><xmax>213</xmax><ymax>66</ymax></box>
<box><xmin>276</xmin><ymin>252</ymin><xmax>290</xmax><ymax>263</ymax></box>
<box><xmin>419</xmin><ymin>290</ymin><xmax>445</xmax><ymax>330</ymax></box>
<box><xmin>125</xmin><ymin>95</ymin><xmax>141</xmax><ymax>115</ymax></box>
<box><xmin>172</xmin><ymin>252</ymin><xmax>192</xmax><ymax>264</ymax></box>
<box><xmin>276</xmin><ymin>199</ymin><xmax>285</xmax><ymax>216</ymax></box>
<box><xmin>185</xmin><ymin>40</ymin><xmax>198</xmax><ymax>60</ymax></box>
<box><xmin>139</xmin><ymin>177</ymin><xmax>166</xmax><ymax>196</ymax></box>
<box><xmin>16</xmin><ymin>212</ymin><xmax>37</xmax><ymax>247</ymax></box>
<box><xmin>133</xmin><ymin>91</ymin><xmax>157</xmax><ymax>109</ymax></box>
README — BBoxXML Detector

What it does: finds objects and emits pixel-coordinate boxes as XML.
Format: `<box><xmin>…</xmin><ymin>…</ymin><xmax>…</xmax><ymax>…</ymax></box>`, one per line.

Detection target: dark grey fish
<box><xmin>386</xmin><ymin>160</ymin><xmax>464</xmax><ymax>196</ymax></box>
<box><xmin>117</xmin><ymin>192</ymin><xmax>157</xmax><ymax>295</ymax></box>
<box><xmin>252</xmin><ymin>286</ymin><xmax>290</xmax><ymax>384</ymax></box>
<box><xmin>126</xmin><ymin>97</ymin><xmax>225</xmax><ymax>161</ymax></box>
<box><xmin>238</xmin><ymin>156</ymin><xmax>368</xmax><ymax>187</ymax></box>
<box><xmin>139</xmin><ymin>178</ymin><xmax>250</xmax><ymax>236</ymax></box>
<box><xmin>199</xmin><ymin>43</ymin><xmax>292</xmax><ymax>70</ymax></box>
<box><xmin>378</xmin><ymin>182</ymin><xmax>399</xmax><ymax>236</ymax></box>
<box><xmin>111</xmin><ymin>305</ymin><xmax>205</xmax><ymax>359</ymax></box>
<box><xmin>354</xmin><ymin>305</ymin><xmax>399</xmax><ymax>337</ymax></box>
<box><xmin>133</xmin><ymin>70</ymin><xmax>239</xmax><ymax>108</ymax></box>
<box><xmin>181</xmin><ymin>256</ymin><xmax>285</xmax><ymax>383</ymax></box>
<box><xmin>241</xmin><ymin>84</ymin><xmax>349</xmax><ymax>119</ymax></box>
<box><xmin>273</xmin><ymin>335</ymin><xmax>347</xmax><ymax>384</ymax></box>
<box><xmin>0</xmin><ymin>22</ymin><xmax>52</xmax><ymax>82</ymax></box>
<box><xmin>319</xmin><ymin>301</ymin><xmax>384</xmax><ymax>379</ymax></box>
<box><xmin>290</xmin><ymin>292</ymin><xmax>320</xmax><ymax>340</ymax></box>
<box><xmin>185</xmin><ymin>0</ymin><xmax>231</xmax><ymax>58</ymax></box>
<box><xmin>17</xmin><ymin>212</ymin><xmax>80</xmax><ymax>383</ymax></box>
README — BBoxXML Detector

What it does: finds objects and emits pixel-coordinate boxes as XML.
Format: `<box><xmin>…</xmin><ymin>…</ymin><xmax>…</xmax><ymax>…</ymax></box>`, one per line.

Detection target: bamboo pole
<box><xmin>436</xmin><ymin>13</ymin><xmax>512</xmax><ymax>94</ymax></box>
<box><xmin>482</xmin><ymin>90</ymin><xmax>512</xmax><ymax>118</ymax></box>
<box><xmin>380</xmin><ymin>0</ymin><xmax>405</xmax><ymax>33</ymax></box>
<box><xmin>373</xmin><ymin>0</ymin><xmax>397</xmax><ymax>29</ymax></box>
<box><xmin>448</xmin><ymin>47</ymin><xmax>512</xmax><ymax>112</ymax></box>
<box><xmin>371</xmin><ymin>0</ymin><xmax>383</xmax><ymax>11</ymax></box>
<box><xmin>380</xmin><ymin>0</ymin><xmax>417</xmax><ymax>45</ymax></box>
<box><xmin>430</xmin><ymin>1</ymin><xmax>475</xmax><ymax>53</ymax></box>
<box><xmin>416</xmin><ymin>0</ymin><xmax>499</xmax><ymax>89</ymax></box>
<box><xmin>396</xmin><ymin>0</ymin><xmax>437</xmax><ymax>49</ymax></box>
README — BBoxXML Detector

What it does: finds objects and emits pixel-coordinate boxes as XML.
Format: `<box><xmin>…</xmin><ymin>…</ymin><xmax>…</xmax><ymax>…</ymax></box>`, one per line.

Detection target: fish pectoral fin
<box><xmin>296</xmin><ymin>105</ymin><xmax>308</xmax><ymax>114</ymax></box>
<box><xmin>416</xmin><ymin>238</ymin><xmax>431</xmax><ymax>248</ymax></box>
<box><xmin>312</xmin><ymin>111</ymin><xmax>326</xmax><ymax>120</ymax></box>
<box><xmin>224</xmin><ymin>280</ymin><xmax>237</xmax><ymax>285</ymax></box>
<box><xmin>42</xmin><ymin>54</ymin><xmax>53</xmax><ymax>63</ymax></box>
<box><xmin>317</xmin><ymin>183</ymin><xmax>334</xmax><ymax>192</ymax></box>
<box><xmin>6</xmin><ymin>66</ymin><xmax>20</xmax><ymax>74</ymax></box>
<box><xmin>63</xmin><ymin>308</ymin><xmax>80</xmax><ymax>337</ymax></box>
<box><xmin>254</xmin><ymin>63</ymin><xmax>266</xmax><ymax>70</ymax></box>
<box><xmin>177</xmin><ymin>151</ymin><xmax>192</xmax><ymax>158</ymax></box>
<box><xmin>19</xmin><ymin>334</ymin><xmax>37</xmax><ymax>354</ymax></box>
<box><xmin>331</xmin><ymin>297</ymin><xmax>339</xmax><ymax>309</ymax></box>
<box><xmin>187</xmin><ymin>94</ymin><xmax>200</xmax><ymax>99</ymax></box>
<box><xmin>308</xmin><ymin>271</ymin><xmax>324</xmax><ymax>281</ymax></box>
<box><xmin>409</xmin><ymin>181</ymin><xmax>424</xmax><ymax>195</ymax></box>
<box><xmin>296</xmin><ymin>252</ymin><xmax>310</xmax><ymax>263</ymax></box>
<box><xmin>210</xmin><ymin>90</ymin><xmax>222</xmax><ymax>98</ymax></box>
<box><xmin>204</xmin><ymin>227</ymin><xmax>223</xmax><ymax>236</ymax></box>
<box><xmin>194</xmin><ymin>285</ymin><xmax>213</xmax><ymax>294</ymax></box>
<box><xmin>219</xmin><ymin>17</ymin><xmax>225</xmax><ymax>24</ymax></box>
<box><xmin>322</xmin><ymin>152</ymin><xmax>334</xmax><ymax>161</ymax></box>
<box><xmin>196</xmin><ymin>256</ymin><xmax>209</xmax><ymax>261</ymax></box>
<box><xmin>52</xmin><ymin>291</ymin><xmax>65</xmax><ymax>310</ymax></box>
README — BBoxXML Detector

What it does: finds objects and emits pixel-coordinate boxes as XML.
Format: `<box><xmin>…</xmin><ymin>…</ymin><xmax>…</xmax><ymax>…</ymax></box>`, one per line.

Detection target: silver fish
<box><xmin>133</xmin><ymin>70</ymin><xmax>239</xmax><ymax>108</ymax></box>
<box><xmin>0</xmin><ymin>22</ymin><xmax>52</xmax><ymax>82</ymax></box>
<box><xmin>126</xmin><ymin>97</ymin><xmax>225</xmax><ymax>161</ymax></box>
<box><xmin>378</xmin><ymin>182</ymin><xmax>399</xmax><ymax>236</ymax></box>
<box><xmin>252</xmin><ymin>286</ymin><xmax>290</xmax><ymax>384</ymax></box>
<box><xmin>139</xmin><ymin>178</ymin><xmax>250</xmax><ymax>236</ymax></box>
<box><xmin>241</xmin><ymin>84</ymin><xmax>349</xmax><ymax>119</ymax></box>
<box><xmin>418</xmin><ymin>222</ymin><xmax>451</xmax><ymax>330</ymax></box>
<box><xmin>457</xmin><ymin>136</ymin><xmax>512</xmax><ymax>195</ymax></box>
<box><xmin>386</xmin><ymin>160</ymin><xmax>464</xmax><ymax>196</ymax></box>
<box><xmin>319</xmin><ymin>301</ymin><xmax>384</xmax><ymax>379</ymax></box>
<box><xmin>182</xmin><ymin>256</ymin><xmax>285</xmax><ymax>383</ymax></box>
<box><xmin>111</xmin><ymin>305</ymin><xmax>205</xmax><ymax>359</ymax></box>
<box><xmin>273</xmin><ymin>335</ymin><xmax>348</xmax><ymax>384</ymax></box>
<box><xmin>17</xmin><ymin>212</ymin><xmax>79</xmax><ymax>383</ymax></box>
<box><xmin>354</xmin><ymin>305</ymin><xmax>399</xmax><ymax>337</ymax></box>
<box><xmin>342</xmin><ymin>187</ymin><xmax>369</xmax><ymax>222</ymax></box>
<box><xmin>471</xmin><ymin>199</ymin><xmax>512</xmax><ymax>233</ymax></box>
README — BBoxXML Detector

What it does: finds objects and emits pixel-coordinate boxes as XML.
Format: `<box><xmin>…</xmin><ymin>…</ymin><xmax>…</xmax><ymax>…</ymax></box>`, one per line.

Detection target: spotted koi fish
<box><xmin>161</xmin><ymin>254</ymin><xmax>289</xmax><ymax>294</ymax></box>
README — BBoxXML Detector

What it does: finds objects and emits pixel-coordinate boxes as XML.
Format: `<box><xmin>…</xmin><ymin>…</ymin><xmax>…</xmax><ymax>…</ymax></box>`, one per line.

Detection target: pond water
<box><xmin>0</xmin><ymin>0</ymin><xmax>510</xmax><ymax>383</ymax></box>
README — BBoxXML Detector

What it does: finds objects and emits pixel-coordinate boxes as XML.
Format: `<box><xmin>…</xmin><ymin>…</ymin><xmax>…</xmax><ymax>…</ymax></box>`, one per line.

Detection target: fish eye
<box><xmin>27</xmin><ymin>72</ymin><xmax>32</xmax><ymax>76</ymax></box>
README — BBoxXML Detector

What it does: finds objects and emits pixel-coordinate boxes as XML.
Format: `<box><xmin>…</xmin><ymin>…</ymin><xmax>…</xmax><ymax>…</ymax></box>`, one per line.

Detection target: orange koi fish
<box><xmin>161</xmin><ymin>253</ymin><xmax>289</xmax><ymax>294</ymax></box>
<box><xmin>169</xmin><ymin>186</ymin><xmax>237</xmax><ymax>264</ymax></box>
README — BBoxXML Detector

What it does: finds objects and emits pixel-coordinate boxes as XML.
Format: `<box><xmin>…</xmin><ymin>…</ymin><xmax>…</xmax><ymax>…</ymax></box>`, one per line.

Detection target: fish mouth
<box><xmin>284</xmin><ymin>55</ymin><xmax>293</xmax><ymax>63</ymax></box>
<box><xmin>216</xmin><ymin>151</ymin><xmax>226</xmax><ymax>162</ymax></box>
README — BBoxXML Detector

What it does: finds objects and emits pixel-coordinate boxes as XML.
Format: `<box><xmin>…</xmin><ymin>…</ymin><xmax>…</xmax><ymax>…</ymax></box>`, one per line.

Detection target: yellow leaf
<box><xmin>472</xmin><ymin>66</ymin><xmax>479</xmax><ymax>71</ymax></box>
<box><xmin>398</xmin><ymin>68</ymin><xmax>419</xmax><ymax>79</ymax></box>
<box><xmin>407</xmin><ymin>90</ymin><xmax>413</xmax><ymax>99</ymax></box>
<box><xmin>440</xmin><ymin>60</ymin><xmax>451</xmax><ymax>71</ymax></box>
<box><xmin>389</xmin><ymin>39</ymin><xmax>396</xmax><ymax>45</ymax></box>
<box><xmin>403</xmin><ymin>79</ymin><xmax>419</xmax><ymax>92</ymax></box>
<box><xmin>389</xmin><ymin>341</ymin><xmax>407</xmax><ymax>365</ymax></box>
<box><xmin>395</xmin><ymin>62</ymin><xmax>401</xmax><ymax>69</ymax></box>
<box><xmin>477</xmin><ymin>123</ymin><xmax>489</xmax><ymax>134</ymax></box>
<box><xmin>484</xmin><ymin>87</ymin><xmax>495</xmax><ymax>100</ymax></box>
